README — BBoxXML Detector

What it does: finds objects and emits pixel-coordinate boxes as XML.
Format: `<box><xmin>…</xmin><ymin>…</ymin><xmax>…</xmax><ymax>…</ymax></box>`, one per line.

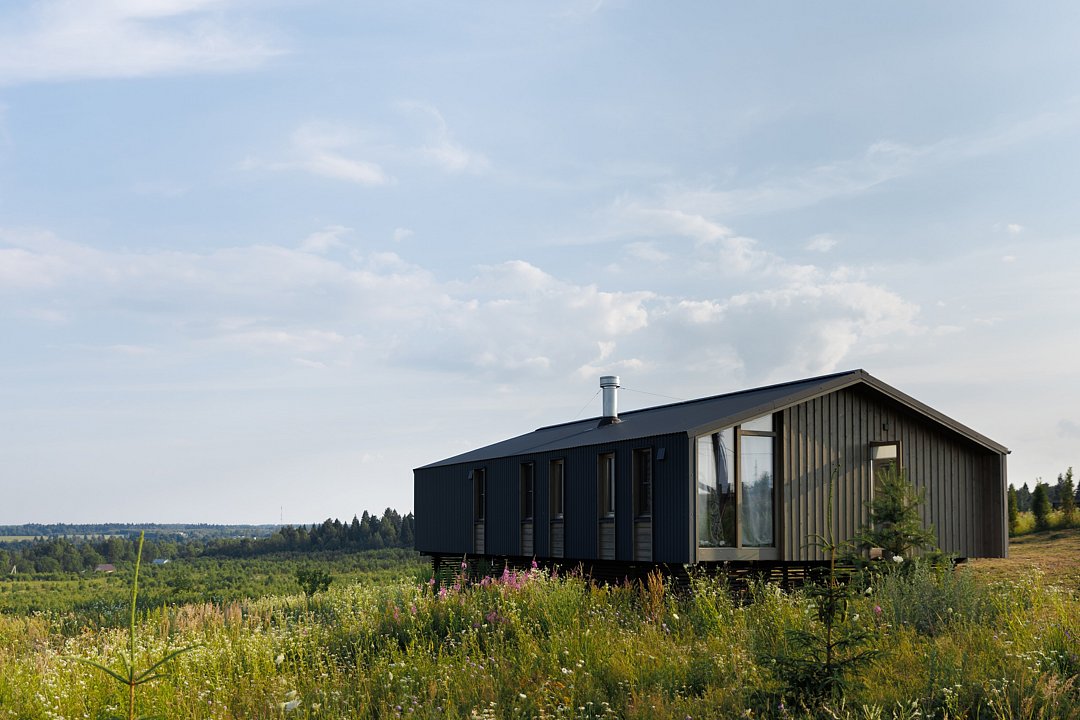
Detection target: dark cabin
<box><xmin>414</xmin><ymin>370</ymin><xmax>1009</xmax><ymax>572</ymax></box>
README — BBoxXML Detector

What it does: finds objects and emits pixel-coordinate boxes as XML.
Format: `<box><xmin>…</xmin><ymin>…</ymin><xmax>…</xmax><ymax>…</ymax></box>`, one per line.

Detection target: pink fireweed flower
<box><xmin>873</xmin><ymin>604</ymin><xmax>882</xmax><ymax>617</ymax></box>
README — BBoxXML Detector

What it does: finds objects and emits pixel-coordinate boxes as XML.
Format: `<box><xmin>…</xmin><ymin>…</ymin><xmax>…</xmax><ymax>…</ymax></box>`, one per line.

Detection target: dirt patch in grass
<box><xmin>967</xmin><ymin>526</ymin><xmax>1080</xmax><ymax>589</ymax></box>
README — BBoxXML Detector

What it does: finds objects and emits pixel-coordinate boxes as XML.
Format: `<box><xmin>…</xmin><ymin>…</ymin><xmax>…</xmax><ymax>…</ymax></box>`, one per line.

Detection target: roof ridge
<box><xmin>531</xmin><ymin>369</ymin><xmax>862</xmax><ymax>432</ymax></box>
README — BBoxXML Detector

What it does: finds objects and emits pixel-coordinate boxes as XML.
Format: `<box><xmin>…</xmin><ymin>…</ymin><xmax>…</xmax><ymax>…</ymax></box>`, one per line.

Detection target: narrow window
<box><xmin>598</xmin><ymin>452</ymin><xmax>615</xmax><ymax>517</ymax></box>
<box><xmin>520</xmin><ymin>463</ymin><xmax>535</xmax><ymax>520</ymax></box>
<box><xmin>633</xmin><ymin>448</ymin><xmax>653</xmax><ymax>517</ymax></box>
<box><xmin>870</xmin><ymin>442</ymin><xmax>900</xmax><ymax>497</ymax></box>
<box><xmin>473</xmin><ymin>468</ymin><xmax>486</xmax><ymax>521</ymax></box>
<box><xmin>549</xmin><ymin>460</ymin><xmax>565</xmax><ymax>517</ymax></box>
<box><xmin>697</xmin><ymin>429</ymin><xmax>736</xmax><ymax>547</ymax></box>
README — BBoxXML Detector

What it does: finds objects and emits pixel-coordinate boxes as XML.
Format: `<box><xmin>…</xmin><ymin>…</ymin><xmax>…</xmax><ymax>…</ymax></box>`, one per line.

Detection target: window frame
<box><xmin>632</xmin><ymin>447</ymin><xmax>653</xmax><ymax>518</ymax></box>
<box><xmin>598</xmin><ymin>452</ymin><xmax>616</xmax><ymax>518</ymax></box>
<box><xmin>869</xmin><ymin>441</ymin><xmax>901</xmax><ymax>500</ymax></box>
<box><xmin>520</xmin><ymin>462</ymin><xmax>535</xmax><ymax>521</ymax></box>
<box><xmin>695</xmin><ymin>413</ymin><xmax>780</xmax><ymax>562</ymax></box>
<box><xmin>549</xmin><ymin>459</ymin><xmax>565</xmax><ymax>519</ymax></box>
<box><xmin>472</xmin><ymin>468</ymin><xmax>486</xmax><ymax>522</ymax></box>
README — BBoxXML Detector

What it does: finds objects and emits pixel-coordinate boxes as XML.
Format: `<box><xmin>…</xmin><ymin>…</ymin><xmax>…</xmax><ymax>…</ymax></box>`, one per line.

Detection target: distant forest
<box><xmin>0</xmin><ymin>509</ymin><xmax>415</xmax><ymax>575</ymax></box>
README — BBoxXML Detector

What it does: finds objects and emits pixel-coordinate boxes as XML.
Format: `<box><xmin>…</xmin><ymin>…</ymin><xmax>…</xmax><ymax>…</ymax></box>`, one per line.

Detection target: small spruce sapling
<box><xmin>771</xmin><ymin>465</ymin><xmax>881</xmax><ymax>705</ymax></box>
<box><xmin>852</xmin><ymin>465</ymin><xmax>937</xmax><ymax>562</ymax></box>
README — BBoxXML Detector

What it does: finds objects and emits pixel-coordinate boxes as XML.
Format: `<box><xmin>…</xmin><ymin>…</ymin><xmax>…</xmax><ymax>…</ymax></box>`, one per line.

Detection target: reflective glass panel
<box><xmin>740</xmin><ymin>435</ymin><xmax>774</xmax><ymax>547</ymax></box>
<box><xmin>741</xmin><ymin>414</ymin><xmax>774</xmax><ymax>432</ymax></box>
<box><xmin>697</xmin><ymin>429</ymin><xmax>736</xmax><ymax>547</ymax></box>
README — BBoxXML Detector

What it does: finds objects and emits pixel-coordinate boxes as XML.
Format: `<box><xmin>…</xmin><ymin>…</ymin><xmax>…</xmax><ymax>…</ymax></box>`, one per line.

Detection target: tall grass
<box><xmin>0</xmin><ymin>561</ymin><xmax>1077</xmax><ymax>719</ymax></box>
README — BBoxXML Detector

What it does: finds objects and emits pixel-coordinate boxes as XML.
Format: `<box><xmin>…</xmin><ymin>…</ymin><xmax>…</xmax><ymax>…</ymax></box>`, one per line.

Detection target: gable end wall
<box><xmin>781</xmin><ymin>385</ymin><xmax>1006</xmax><ymax>560</ymax></box>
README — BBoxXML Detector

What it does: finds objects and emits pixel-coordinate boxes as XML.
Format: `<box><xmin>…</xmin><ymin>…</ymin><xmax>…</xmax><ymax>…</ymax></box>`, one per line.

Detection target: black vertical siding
<box><xmin>414</xmin><ymin>432</ymin><xmax>691</xmax><ymax>564</ymax></box>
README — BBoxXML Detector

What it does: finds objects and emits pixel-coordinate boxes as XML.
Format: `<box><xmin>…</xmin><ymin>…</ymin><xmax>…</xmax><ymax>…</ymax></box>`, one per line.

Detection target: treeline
<box><xmin>1009</xmin><ymin>467</ymin><xmax>1077</xmax><ymax>534</ymax></box>
<box><xmin>0</xmin><ymin>523</ymin><xmax>276</xmax><ymax>540</ymax></box>
<box><xmin>0</xmin><ymin>509</ymin><xmax>415</xmax><ymax>576</ymax></box>
<box><xmin>1011</xmin><ymin>468</ymin><xmax>1078</xmax><ymax>513</ymax></box>
<box><xmin>208</xmin><ymin>509</ymin><xmax>415</xmax><ymax>557</ymax></box>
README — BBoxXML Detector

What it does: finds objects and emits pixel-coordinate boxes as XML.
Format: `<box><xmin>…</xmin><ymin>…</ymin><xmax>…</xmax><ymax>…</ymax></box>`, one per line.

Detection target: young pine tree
<box><xmin>853</xmin><ymin>466</ymin><xmax>937</xmax><ymax>560</ymax></box>
<box><xmin>1059</xmin><ymin>467</ymin><xmax>1075</xmax><ymax>526</ymax></box>
<box><xmin>1007</xmin><ymin>485</ymin><xmax>1019</xmax><ymax>536</ymax></box>
<box><xmin>1032</xmin><ymin>482</ymin><xmax>1052</xmax><ymax>532</ymax></box>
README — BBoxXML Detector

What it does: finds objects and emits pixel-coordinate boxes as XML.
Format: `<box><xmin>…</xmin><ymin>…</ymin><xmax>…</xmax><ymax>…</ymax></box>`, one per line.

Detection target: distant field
<box><xmin>968</xmin><ymin>525</ymin><xmax>1080</xmax><ymax>586</ymax></box>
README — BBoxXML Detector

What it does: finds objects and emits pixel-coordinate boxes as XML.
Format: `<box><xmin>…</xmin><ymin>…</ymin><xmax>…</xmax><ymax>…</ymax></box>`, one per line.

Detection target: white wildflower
<box><xmin>892</xmin><ymin>554</ymin><xmax>904</xmax><ymax>563</ymax></box>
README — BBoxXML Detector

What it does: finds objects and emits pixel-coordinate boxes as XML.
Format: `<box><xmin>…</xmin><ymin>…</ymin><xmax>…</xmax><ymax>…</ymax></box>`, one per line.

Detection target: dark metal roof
<box><xmin>417</xmin><ymin>369</ymin><xmax>1008</xmax><ymax>469</ymax></box>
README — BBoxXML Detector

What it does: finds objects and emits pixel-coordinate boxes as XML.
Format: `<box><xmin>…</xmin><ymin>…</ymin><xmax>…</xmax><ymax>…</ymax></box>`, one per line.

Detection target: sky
<box><xmin>2</xmin><ymin>1</ymin><xmax>1079</xmax><ymax>525</ymax></box>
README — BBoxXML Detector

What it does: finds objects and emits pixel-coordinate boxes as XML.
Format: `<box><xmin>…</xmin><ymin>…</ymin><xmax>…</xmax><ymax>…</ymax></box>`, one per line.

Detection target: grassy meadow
<box><xmin>1</xmin><ymin>534</ymin><xmax>1078</xmax><ymax>719</ymax></box>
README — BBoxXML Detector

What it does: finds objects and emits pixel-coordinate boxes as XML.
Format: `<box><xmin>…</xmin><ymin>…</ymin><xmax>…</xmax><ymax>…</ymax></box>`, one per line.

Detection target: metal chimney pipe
<box><xmin>600</xmin><ymin>375</ymin><xmax>620</xmax><ymax>424</ymax></box>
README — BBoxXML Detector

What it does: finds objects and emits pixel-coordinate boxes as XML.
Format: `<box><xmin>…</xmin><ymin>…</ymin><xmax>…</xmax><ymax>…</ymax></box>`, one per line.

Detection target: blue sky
<box><xmin>2</xmin><ymin>1</ymin><xmax>1079</xmax><ymax>524</ymax></box>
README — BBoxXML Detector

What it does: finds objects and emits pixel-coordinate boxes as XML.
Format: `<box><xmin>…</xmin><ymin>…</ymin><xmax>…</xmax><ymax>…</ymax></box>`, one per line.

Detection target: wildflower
<box><xmin>892</xmin><ymin>554</ymin><xmax>904</xmax><ymax>563</ymax></box>
<box><xmin>873</xmin><ymin>604</ymin><xmax>882</xmax><ymax>617</ymax></box>
<box><xmin>274</xmin><ymin>654</ymin><xmax>285</xmax><ymax>666</ymax></box>
<box><xmin>519</xmin><ymin>693</ymin><xmax>527</xmax><ymax>700</ymax></box>
<box><xmin>281</xmin><ymin>699</ymin><xmax>301</xmax><ymax>712</ymax></box>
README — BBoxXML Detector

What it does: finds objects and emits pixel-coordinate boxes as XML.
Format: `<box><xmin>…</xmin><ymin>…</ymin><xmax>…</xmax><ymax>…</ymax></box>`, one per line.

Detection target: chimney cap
<box><xmin>600</xmin><ymin>375</ymin><xmax>621</xmax><ymax>424</ymax></box>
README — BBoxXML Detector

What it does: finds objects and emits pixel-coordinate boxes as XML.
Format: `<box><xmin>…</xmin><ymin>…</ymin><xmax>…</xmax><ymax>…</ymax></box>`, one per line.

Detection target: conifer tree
<box><xmin>1032</xmin><ymin>482</ymin><xmax>1051</xmax><ymax>532</ymax></box>
<box><xmin>1007</xmin><ymin>485</ymin><xmax>1019</xmax><ymax>536</ymax></box>
<box><xmin>1017</xmin><ymin>482</ymin><xmax>1032</xmax><ymax>512</ymax></box>
<box><xmin>853</xmin><ymin>466</ymin><xmax>937</xmax><ymax>559</ymax></box>
<box><xmin>1059</xmin><ymin>467</ymin><xmax>1075</xmax><ymax>525</ymax></box>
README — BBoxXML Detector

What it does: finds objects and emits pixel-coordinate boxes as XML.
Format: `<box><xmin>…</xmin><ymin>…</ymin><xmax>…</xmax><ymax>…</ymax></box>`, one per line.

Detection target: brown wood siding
<box><xmin>598</xmin><ymin>519</ymin><xmax>615</xmax><ymax>560</ymax></box>
<box><xmin>520</xmin><ymin>521</ymin><xmax>533</xmax><ymax>557</ymax></box>
<box><xmin>473</xmin><ymin>521</ymin><xmax>485</xmax><ymax>554</ymax></box>
<box><xmin>781</xmin><ymin>385</ymin><xmax>1005</xmax><ymax>560</ymax></box>
<box><xmin>550</xmin><ymin>520</ymin><xmax>564</xmax><ymax>558</ymax></box>
<box><xmin>634</xmin><ymin>519</ymin><xmax>652</xmax><ymax>561</ymax></box>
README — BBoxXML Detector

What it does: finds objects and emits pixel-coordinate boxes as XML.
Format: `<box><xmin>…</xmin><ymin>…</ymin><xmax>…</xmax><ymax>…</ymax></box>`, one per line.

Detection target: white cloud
<box><xmin>806</xmin><ymin>234</ymin><xmax>837</xmax><ymax>253</ymax></box>
<box><xmin>300</xmin><ymin>225</ymin><xmax>351</xmax><ymax>254</ymax></box>
<box><xmin>624</xmin><ymin>241</ymin><xmax>669</xmax><ymax>263</ymax></box>
<box><xmin>393</xmin><ymin>227</ymin><xmax>414</xmax><ymax>243</ymax></box>
<box><xmin>1007</xmin><ymin>223</ymin><xmax>1025</xmax><ymax>234</ymax></box>
<box><xmin>400</xmin><ymin>102</ymin><xmax>490</xmax><ymax>174</ymax></box>
<box><xmin>289</xmin><ymin>123</ymin><xmax>391</xmax><ymax>186</ymax></box>
<box><xmin>0</xmin><ymin>0</ymin><xmax>279</xmax><ymax>86</ymax></box>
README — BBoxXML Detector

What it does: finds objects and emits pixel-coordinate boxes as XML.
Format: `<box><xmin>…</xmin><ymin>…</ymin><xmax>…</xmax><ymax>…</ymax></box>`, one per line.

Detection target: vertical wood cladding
<box><xmin>413</xmin><ymin>432</ymin><xmax>691</xmax><ymax>564</ymax></box>
<box><xmin>781</xmin><ymin>385</ymin><xmax>1005</xmax><ymax>560</ymax></box>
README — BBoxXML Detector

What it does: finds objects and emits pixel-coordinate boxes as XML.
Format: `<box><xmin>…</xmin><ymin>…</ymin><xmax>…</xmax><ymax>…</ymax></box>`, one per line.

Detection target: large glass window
<box><xmin>697</xmin><ymin>429</ymin><xmax>736</xmax><ymax>547</ymax></box>
<box><xmin>740</xmin><ymin>434</ymin><xmax>774</xmax><ymax>547</ymax></box>
<box><xmin>696</xmin><ymin>415</ymin><xmax>776</xmax><ymax>550</ymax></box>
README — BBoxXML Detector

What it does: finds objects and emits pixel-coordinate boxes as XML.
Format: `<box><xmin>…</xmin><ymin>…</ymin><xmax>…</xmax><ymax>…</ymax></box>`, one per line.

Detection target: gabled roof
<box><xmin>417</xmin><ymin>369</ymin><xmax>1008</xmax><ymax>469</ymax></box>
